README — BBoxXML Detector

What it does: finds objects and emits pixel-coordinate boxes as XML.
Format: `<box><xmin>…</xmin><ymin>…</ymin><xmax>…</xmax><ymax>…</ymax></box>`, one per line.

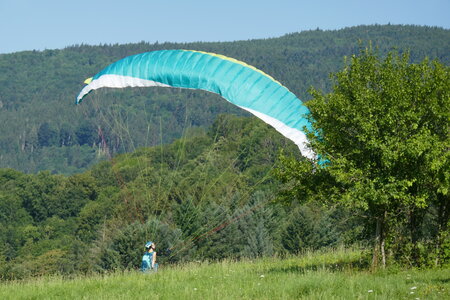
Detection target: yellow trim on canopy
<box><xmin>184</xmin><ymin>50</ymin><xmax>282</xmax><ymax>85</ymax></box>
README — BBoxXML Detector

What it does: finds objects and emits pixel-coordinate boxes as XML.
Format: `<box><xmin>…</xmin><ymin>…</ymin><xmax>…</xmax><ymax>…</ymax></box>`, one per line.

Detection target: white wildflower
<box><xmin>411</xmin><ymin>286</ymin><xmax>417</xmax><ymax>290</ymax></box>
<box><xmin>368</xmin><ymin>290</ymin><xmax>373</xmax><ymax>293</ymax></box>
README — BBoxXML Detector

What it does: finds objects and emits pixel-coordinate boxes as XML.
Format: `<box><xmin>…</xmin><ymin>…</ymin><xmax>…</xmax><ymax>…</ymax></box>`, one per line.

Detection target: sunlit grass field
<box><xmin>1</xmin><ymin>248</ymin><xmax>448</xmax><ymax>299</ymax></box>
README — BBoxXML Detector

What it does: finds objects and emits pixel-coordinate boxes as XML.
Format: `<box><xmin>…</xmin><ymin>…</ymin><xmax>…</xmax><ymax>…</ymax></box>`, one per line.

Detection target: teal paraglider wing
<box><xmin>76</xmin><ymin>50</ymin><xmax>314</xmax><ymax>159</ymax></box>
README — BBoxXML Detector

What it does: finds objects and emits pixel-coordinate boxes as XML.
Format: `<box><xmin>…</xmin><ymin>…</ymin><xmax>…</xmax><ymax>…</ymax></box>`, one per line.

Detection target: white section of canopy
<box><xmin>241</xmin><ymin>107</ymin><xmax>315</xmax><ymax>160</ymax></box>
<box><xmin>76</xmin><ymin>75</ymin><xmax>171</xmax><ymax>103</ymax></box>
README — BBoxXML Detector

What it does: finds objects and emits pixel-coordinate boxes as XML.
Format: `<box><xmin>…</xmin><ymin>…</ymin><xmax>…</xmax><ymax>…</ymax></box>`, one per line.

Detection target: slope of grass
<box><xmin>1</xmin><ymin>248</ymin><xmax>448</xmax><ymax>299</ymax></box>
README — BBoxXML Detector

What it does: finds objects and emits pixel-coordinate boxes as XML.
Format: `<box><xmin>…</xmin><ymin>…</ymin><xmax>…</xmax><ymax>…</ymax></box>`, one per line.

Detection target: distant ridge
<box><xmin>0</xmin><ymin>25</ymin><xmax>448</xmax><ymax>173</ymax></box>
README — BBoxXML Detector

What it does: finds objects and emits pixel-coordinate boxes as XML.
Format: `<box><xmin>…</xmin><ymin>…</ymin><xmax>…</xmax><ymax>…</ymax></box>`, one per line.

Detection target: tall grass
<box><xmin>1</xmin><ymin>248</ymin><xmax>448</xmax><ymax>299</ymax></box>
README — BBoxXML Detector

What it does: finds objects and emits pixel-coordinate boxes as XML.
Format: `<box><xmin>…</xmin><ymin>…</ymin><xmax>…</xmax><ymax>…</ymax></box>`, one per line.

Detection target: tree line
<box><xmin>0</xmin><ymin>25</ymin><xmax>449</xmax><ymax>174</ymax></box>
<box><xmin>0</xmin><ymin>115</ymin><xmax>363</xmax><ymax>280</ymax></box>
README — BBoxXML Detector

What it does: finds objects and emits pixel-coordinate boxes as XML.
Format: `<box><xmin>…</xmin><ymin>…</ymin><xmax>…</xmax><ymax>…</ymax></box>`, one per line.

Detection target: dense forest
<box><xmin>0</xmin><ymin>25</ymin><xmax>449</xmax><ymax>174</ymax></box>
<box><xmin>0</xmin><ymin>25</ymin><xmax>449</xmax><ymax>280</ymax></box>
<box><xmin>1</xmin><ymin>116</ymin><xmax>362</xmax><ymax>279</ymax></box>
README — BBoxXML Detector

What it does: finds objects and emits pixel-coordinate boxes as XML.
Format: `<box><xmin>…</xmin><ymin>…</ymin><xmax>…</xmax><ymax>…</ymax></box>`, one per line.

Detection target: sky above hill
<box><xmin>1</xmin><ymin>0</ymin><xmax>449</xmax><ymax>54</ymax></box>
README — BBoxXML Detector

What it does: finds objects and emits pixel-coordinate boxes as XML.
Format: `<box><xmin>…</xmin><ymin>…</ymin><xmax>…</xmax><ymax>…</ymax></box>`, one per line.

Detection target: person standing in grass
<box><xmin>141</xmin><ymin>241</ymin><xmax>158</xmax><ymax>272</ymax></box>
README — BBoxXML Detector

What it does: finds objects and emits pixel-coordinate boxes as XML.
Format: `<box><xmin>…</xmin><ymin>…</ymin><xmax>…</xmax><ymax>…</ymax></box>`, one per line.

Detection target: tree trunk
<box><xmin>372</xmin><ymin>217</ymin><xmax>381</xmax><ymax>269</ymax></box>
<box><xmin>372</xmin><ymin>211</ymin><xmax>386</xmax><ymax>269</ymax></box>
<box><xmin>380</xmin><ymin>210</ymin><xmax>386</xmax><ymax>268</ymax></box>
<box><xmin>409</xmin><ymin>208</ymin><xmax>420</xmax><ymax>266</ymax></box>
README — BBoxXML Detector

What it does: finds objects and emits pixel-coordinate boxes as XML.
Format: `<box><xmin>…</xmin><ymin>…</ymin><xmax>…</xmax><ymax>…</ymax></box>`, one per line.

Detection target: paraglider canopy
<box><xmin>76</xmin><ymin>49</ymin><xmax>315</xmax><ymax>159</ymax></box>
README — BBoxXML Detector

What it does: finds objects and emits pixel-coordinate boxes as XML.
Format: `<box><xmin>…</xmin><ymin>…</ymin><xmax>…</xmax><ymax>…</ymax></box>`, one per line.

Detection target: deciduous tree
<box><xmin>277</xmin><ymin>49</ymin><xmax>449</xmax><ymax>267</ymax></box>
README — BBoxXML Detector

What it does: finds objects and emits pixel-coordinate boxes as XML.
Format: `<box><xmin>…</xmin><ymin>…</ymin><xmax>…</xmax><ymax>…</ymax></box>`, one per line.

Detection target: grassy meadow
<box><xmin>1</xmin><ymin>248</ymin><xmax>448</xmax><ymax>299</ymax></box>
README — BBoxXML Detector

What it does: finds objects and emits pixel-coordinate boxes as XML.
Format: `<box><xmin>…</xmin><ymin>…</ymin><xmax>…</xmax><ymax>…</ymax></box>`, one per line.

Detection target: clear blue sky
<box><xmin>1</xmin><ymin>0</ymin><xmax>449</xmax><ymax>54</ymax></box>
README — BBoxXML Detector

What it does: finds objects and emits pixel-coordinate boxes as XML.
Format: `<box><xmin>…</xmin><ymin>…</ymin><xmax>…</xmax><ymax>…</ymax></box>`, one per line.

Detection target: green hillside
<box><xmin>3</xmin><ymin>116</ymin><xmax>361</xmax><ymax>280</ymax></box>
<box><xmin>1</xmin><ymin>25</ymin><xmax>449</xmax><ymax>174</ymax></box>
<box><xmin>1</xmin><ymin>248</ymin><xmax>448</xmax><ymax>299</ymax></box>
<box><xmin>0</xmin><ymin>25</ymin><xmax>449</xmax><ymax>283</ymax></box>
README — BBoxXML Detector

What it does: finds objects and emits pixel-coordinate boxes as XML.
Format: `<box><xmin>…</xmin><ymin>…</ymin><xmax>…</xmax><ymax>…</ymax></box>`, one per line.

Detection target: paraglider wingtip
<box><xmin>84</xmin><ymin>77</ymin><xmax>93</xmax><ymax>84</ymax></box>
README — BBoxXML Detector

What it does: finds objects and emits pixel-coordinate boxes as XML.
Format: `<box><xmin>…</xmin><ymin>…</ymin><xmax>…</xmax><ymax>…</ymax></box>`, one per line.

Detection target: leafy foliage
<box><xmin>276</xmin><ymin>49</ymin><xmax>449</xmax><ymax>267</ymax></box>
<box><xmin>0</xmin><ymin>115</ymin><xmax>361</xmax><ymax>280</ymax></box>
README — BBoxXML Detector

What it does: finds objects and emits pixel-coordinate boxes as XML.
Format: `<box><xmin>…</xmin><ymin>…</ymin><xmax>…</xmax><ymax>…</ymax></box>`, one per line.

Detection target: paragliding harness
<box><xmin>141</xmin><ymin>252</ymin><xmax>158</xmax><ymax>272</ymax></box>
<box><xmin>141</xmin><ymin>241</ymin><xmax>158</xmax><ymax>273</ymax></box>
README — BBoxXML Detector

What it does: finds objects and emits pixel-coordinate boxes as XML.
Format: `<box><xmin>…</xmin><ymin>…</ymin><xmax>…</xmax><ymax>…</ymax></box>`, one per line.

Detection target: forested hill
<box><xmin>1</xmin><ymin>25</ymin><xmax>449</xmax><ymax>174</ymax></box>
